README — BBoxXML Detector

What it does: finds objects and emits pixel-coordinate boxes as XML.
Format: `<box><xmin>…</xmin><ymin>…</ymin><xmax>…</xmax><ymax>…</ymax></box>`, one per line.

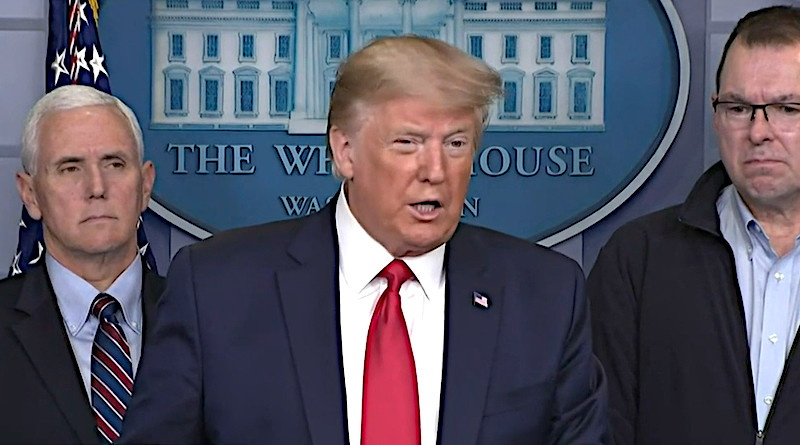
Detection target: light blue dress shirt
<box><xmin>47</xmin><ymin>253</ymin><xmax>143</xmax><ymax>401</ymax></box>
<box><xmin>718</xmin><ymin>185</ymin><xmax>800</xmax><ymax>431</ymax></box>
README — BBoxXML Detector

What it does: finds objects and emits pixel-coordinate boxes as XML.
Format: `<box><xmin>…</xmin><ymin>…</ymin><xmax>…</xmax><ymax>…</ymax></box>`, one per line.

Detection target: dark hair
<box><xmin>716</xmin><ymin>6</ymin><xmax>800</xmax><ymax>92</ymax></box>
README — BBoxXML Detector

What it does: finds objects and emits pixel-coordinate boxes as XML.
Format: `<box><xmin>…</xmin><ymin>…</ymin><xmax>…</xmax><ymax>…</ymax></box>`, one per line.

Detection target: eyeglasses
<box><xmin>713</xmin><ymin>99</ymin><xmax>800</xmax><ymax>131</ymax></box>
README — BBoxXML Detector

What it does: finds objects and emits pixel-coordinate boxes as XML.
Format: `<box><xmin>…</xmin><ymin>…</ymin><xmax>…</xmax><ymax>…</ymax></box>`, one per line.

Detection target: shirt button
<box><xmin>69</xmin><ymin>324</ymin><xmax>76</xmax><ymax>330</ymax></box>
<box><xmin>132</xmin><ymin>322</ymin><xmax>138</xmax><ymax>328</ymax></box>
<box><xmin>775</xmin><ymin>272</ymin><xmax>785</xmax><ymax>281</ymax></box>
<box><xmin>765</xmin><ymin>396</ymin><xmax>774</xmax><ymax>405</ymax></box>
<box><xmin>769</xmin><ymin>334</ymin><xmax>779</xmax><ymax>343</ymax></box>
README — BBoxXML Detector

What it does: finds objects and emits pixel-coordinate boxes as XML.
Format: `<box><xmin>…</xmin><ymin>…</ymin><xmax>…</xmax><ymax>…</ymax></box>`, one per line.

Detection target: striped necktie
<box><xmin>361</xmin><ymin>259</ymin><xmax>421</xmax><ymax>445</ymax></box>
<box><xmin>90</xmin><ymin>293</ymin><xmax>133</xmax><ymax>444</ymax></box>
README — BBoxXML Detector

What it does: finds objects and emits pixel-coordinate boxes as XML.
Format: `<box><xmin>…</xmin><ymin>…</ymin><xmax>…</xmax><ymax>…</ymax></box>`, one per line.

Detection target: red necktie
<box><xmin>361</xmin><ymin>259</ymin><xmax>420</xmax><ymax>445</ymax></box>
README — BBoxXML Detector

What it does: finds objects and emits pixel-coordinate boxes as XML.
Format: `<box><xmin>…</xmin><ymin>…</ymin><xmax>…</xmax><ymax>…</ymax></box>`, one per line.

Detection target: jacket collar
<box><xmin>678</xmin><ymin>161</ymin><xmax>732</xmax><ymax>236</ymax></box>
<box><xmin>12</xmin><ymin>264</ymin><xmax>98</xmax><ymax>444</ymax></box>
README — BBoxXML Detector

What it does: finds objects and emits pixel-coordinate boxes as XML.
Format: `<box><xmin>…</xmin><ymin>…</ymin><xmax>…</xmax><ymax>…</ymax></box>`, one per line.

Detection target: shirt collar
<box><xmin>48</xmin><ymin>253</ymin><xmax>143</xmax><ymax>335</ymax></box>
<box><xmin>723</xmin><ymin>184</ymin><xmax>777</xmax><ymax>257</ymax></box>
<box><xmin>335</xmin><ymin>185</ymin><xmax>445</xmax><ymax>299</ymax></box>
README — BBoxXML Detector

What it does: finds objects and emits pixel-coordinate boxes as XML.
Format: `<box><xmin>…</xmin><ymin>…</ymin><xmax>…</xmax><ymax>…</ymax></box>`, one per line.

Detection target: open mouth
<box><xmin>411</xmin><ymin>201</ymin><xmax>442</xmax><ymax>217</ymax></box>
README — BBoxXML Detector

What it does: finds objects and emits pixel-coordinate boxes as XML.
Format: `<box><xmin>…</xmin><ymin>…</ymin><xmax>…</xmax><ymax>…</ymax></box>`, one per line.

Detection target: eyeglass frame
<box><xmin>712</xmin><ymin>99</ymin><xmax>800</xmax><ymax>124</ymax></box>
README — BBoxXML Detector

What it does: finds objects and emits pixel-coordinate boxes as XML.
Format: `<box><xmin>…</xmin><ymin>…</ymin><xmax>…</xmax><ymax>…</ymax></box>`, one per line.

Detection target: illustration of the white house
<box><xmin>151</xmin><ymin>0</ymin><xmax>606</xmax><ymax>133</ymax></box>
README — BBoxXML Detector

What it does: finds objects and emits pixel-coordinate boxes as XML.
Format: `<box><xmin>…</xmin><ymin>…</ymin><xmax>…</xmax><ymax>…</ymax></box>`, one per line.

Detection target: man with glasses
<box><xmin>589</xmin><ymin>6</ymin><xmax>800</xmax><ymax>445</ymax></box>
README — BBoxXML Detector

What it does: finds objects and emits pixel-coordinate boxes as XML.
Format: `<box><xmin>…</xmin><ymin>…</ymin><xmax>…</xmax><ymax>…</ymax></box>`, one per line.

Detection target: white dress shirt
<box><xmin>336</xmin><ymin>191</ymin><xmax>446</xmax><ymax>445</ymax></box>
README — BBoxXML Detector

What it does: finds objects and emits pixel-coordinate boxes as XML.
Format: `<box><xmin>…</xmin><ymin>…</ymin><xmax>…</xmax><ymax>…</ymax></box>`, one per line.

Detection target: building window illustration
<box><xmin>533</xmin><ymin>69</ymin><xmax>557</xmax><ymax>118</ymax></box>
<box><xmin>465</xmin><ymin>2</ymin><xmax>487</xmax><ymax>11</ymax></box>
<box><xmin>150</xmin><ymin>0</ymin><xmax>606</xmax><ymax>131</ymax></box>
<box><xmin>204</xmin><ymin>34</ymin><xmax>220</xmax><ymax>62</ymax></box>
<box><xmin>240</xmin><ymin>34</ymin><xmax>256</xmax><ymax>62</ymax></box>
<box><xmin>169</xmin><ymin>33</ymin><xmax>185</xmax><ymax>62</ymax></box>
<box><xmin>572</xmin><ymin>34</ymin><xmax>589</xmax><ymax>63</ymax></box>
<box><xmin>163</xmin><ymin>65</ymin><xmax>190</xmax><ymax>117</ymax></box>
<box><xmin>534</xmin><ymin>1</ymin><xmax>557</xmax><ymax>11</ymax></box>
<box><xmin>538</xmin><ymin>35</ymin><xmax>553</xmax><ymax>63</ymax></box>
<box><xmin>202</xmin><ymin>0</ymin><xmax>223</xmax><ymax>8</ymax></box>
<box><xmin>326</xmin><ymin>32</ymin><xmax>345</xmax><ymax>63</ymax></box>
<box><xmin>199</xmin><ymin>66</ymin><xmax>224</xmax><ymax>117</ymax></box>
<box><xmin>468</xmin><ymin>35</ymin><xmax>483</xmax><ymax>59</ymax></box>
<box><xmin>568</xmin><ymin>67</ymin><xmax>594</xmax><ymax>119</ymax></box>
<box><xmin>571</xmin><ymin>1</ymin><xmax>593</xmax><ymax>10</ymax></box>
<box><xmin>234</xmin><ymin>67</ymin><xmax>260</xmax><ymax>117</ymax></box>
<box><xmin>275</xmin><ymin>34</ymin><xmax>292</xmax><ymax>62</ymax></box>
<box><xmin>500</xmin><ymin>2</ymin><xmax>522</xmax><ymax>11</ymax></box>
<box><xmin>269</xmin><ymin>66</ymin><xmax>292</xmax><ymax>117</ymax></box>
<box><xmin>502</xmin><ymin>35</ymin><xmax>518</xmax><ymax>63</ymax></box>
<box><xmin>237</xmin><ymin>0</ymin><xmax>260</xmax><ymax>9</ymax></box>
<box><xmin>272</xmin><ymin>1</ymin><xmax>294</xmax><ymax>10</ymax></box>
<box><xmin>499</xmin><ymin>68</ymin><xmax>524</xmax><ymax>120</ymax></box>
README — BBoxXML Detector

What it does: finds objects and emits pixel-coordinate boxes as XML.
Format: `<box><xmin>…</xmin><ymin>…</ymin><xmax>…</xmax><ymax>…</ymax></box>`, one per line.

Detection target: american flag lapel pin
<box><xmin>472</xmin><ymin>291</ymin><xmax>490</xmax><ymax>309</ymax></box>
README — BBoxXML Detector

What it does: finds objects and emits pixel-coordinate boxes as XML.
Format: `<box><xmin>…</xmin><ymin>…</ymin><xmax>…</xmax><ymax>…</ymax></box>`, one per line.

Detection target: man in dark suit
<box><xmin>122</xmin><ymin>36</ymin><xmax>608</xmax><ymax>445</ymax></box>
<box><xmin>0</xmin><ymin>85</ymin><xmax>163</xmax><ymax>444</ymax></box>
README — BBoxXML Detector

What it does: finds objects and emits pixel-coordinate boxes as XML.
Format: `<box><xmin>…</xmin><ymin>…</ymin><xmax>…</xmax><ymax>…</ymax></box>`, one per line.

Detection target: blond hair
<box><xmin>328</xmin><ymin>35</ymin><xmax>502</xmax><ymax>144</ymax></box>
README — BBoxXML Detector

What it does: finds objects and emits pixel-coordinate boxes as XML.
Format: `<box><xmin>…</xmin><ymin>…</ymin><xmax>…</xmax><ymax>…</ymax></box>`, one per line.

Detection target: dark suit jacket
<box><xmin>0</xmin><ymin>262</ymin><xmax>164</xmax><ymax>445</ymax></box>
<box><xmin>122</xmin><ymin>201</ymin><xmax>608</xmax><ymax>444</ymax></box>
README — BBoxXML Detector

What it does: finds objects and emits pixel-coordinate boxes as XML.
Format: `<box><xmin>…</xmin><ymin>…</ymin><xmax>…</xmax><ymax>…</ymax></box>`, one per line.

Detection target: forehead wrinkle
<box><xmin>720</xmin><ymin>92</ymin><xmax>800</xmax><ymax>103</ymax></box>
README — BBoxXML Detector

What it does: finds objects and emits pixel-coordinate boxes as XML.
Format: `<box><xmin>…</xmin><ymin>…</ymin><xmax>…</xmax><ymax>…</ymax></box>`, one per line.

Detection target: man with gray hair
<box><xmin>0</xmin><ymin>84</ymin><xmax>163</xmax><ymax>444</ymax></box>
<box><xmin>122</xmin><ymin>35</ymin><xmax>608</xmax><ymax>444</ymax></box>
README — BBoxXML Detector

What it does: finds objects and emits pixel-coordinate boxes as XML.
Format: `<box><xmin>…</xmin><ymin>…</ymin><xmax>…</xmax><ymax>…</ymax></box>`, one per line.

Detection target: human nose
<box><xmin>418</xmin><ymin>142</ymin><xmax>446</xmax><ymax>184</ymax></box>
<box><xmin>86</xmin><ymin>165</ymin><xmax>106</xmax><ymax>199</ymax></box>
<box><xmin>748</xmin><ymin>106</ymin><xmax>774</xmax><ymax>144</ymax></box>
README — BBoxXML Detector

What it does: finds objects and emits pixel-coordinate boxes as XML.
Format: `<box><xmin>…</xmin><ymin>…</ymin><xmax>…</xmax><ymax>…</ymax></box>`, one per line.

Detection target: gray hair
<box><xmin>21</xmin><ymin>85</ymin><xmax>144</xmax><ymax>175</ymax></box>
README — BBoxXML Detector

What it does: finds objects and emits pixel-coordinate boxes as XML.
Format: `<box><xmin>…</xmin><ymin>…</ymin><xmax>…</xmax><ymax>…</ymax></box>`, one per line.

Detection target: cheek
<box><xmin>717</xmin><ymin>136</ymin><xmax>742</xmax><ymax>162</ymax></box>
<box><xmin>777</xmin><ymin>134</ymin><xmax>800</xmax><ymax>155</ymax></box>
<box><xmin>449</xmin><ymin>162</ymin><xmax>473</xmax><ymax>188</ymax></box>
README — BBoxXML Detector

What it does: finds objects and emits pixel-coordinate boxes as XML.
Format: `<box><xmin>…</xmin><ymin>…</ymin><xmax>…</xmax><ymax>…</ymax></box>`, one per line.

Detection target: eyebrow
<box><xmin>719</xmin><ymin>93</ymin><xmax>800</xmax><ymax>103</ymax></box>
<box><xmin>53</xmin><ymin>156</ymin><xmax>84</xmax><ymax>166</ymax></box>
<box><xmin>51</xmin><ymin>150</ymin><xmax>131</xmax><ymax>166</ymax></box>
<box><xmin>101</xmin><ymin>151</ymin><xmax>129</xmax><ymax>162</ymax></box>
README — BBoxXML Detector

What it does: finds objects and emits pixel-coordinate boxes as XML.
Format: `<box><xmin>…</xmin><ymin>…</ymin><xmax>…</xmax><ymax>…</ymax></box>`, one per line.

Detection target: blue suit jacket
<box><xmin>121</xmin><ymin>201</ymin><xmax>608</xmax><ymax>444</ymax></box>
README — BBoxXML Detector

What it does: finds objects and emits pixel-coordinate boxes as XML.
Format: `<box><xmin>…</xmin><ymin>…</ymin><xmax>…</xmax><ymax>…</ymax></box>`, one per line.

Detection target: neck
<box><xmin>744</xmin><ymin>199</ymin><xmax>800</xmax><ymax>257</ymax></box>
<box><xmin>47</xmin><ymin>247</ymin><xmax>138</xmax><ymax>292</ymax></box>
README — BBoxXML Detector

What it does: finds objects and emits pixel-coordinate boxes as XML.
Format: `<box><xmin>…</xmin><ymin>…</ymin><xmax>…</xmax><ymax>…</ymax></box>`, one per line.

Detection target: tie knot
<box><xmin>91</xmin><ymin>293</ymin><xmax>120</xmax><ymax>322</ymax></box>
<box><xmin>379</xmin><ymin>259</ymin><xmax>414</xmax><ymax>293</ymax></box>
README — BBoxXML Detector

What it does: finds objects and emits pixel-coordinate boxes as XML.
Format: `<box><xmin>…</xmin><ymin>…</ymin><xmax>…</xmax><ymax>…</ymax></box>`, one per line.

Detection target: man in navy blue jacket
<box><xmin>123</xmin><ymin>35</ymin><xmax>609</xmax><ymax>445</ymax></box>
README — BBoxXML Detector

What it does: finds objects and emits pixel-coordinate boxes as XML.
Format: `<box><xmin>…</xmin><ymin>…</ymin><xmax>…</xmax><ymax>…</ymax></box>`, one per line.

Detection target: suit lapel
<box><xmin>276</xmin><ymin>203</ymin><xmax>348</xmax><ymax>445</ymax></box>
<box><xmin>11</xmin><ymin>265</ymin><xmax>97</xmax><ymax>444</ymax></box>
<box><xmin>438</xmin><ymin>227</ymin><xmax>504</xmax><ymax>445</ymax></box>
<box><xmin>140</xmin><ymin>265</ymin><xmax>165</xmax><ymax>338</ymax></box>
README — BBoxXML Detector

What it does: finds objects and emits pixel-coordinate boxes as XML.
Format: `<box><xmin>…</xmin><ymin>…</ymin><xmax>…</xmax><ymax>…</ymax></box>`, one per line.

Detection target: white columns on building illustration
<box><xmin>348</xmin><ymin>0</ymin><xmax>362</xmax><ymax>52</ymax></box>
<box><xmin>291</xmin><ymin>0</ymin><xmax>308</xmax><ymax>121</ymax></box>
<box><xmin>150</xmin><ymin>0</ymin><xmax>606</xmax><ymax>134</ymax></box>
<box><xmin>401</xmin><ymin>0</ymin><xmax>415</xmax><ymax>34</ymax></box>
<box><xmin>452</xmin><ymin>0</ymin><xmax>464</xmax><ymax>49</ymax></box>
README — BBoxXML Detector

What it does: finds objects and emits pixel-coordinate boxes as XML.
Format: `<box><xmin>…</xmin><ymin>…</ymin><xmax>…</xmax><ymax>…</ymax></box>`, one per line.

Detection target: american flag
<box><xmin>10</xmin><ymin>0</ymin><xmax>157</xmax><ymax>276</ymax></box>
